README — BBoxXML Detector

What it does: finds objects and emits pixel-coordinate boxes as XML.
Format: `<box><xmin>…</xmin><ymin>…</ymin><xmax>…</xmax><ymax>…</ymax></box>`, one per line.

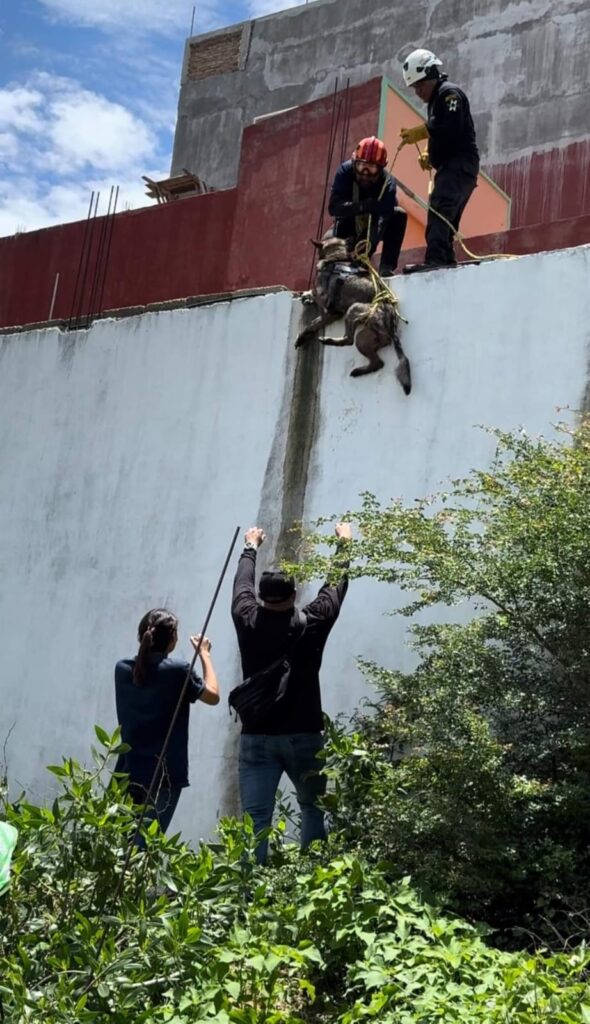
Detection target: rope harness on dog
<box><xmin>352</xmin><ymin>244</ymin><xmax>407</xmax><ymax>324</ymax></box>
<box><xmin>352</xmin><ymin>170</ymin><xmax>406</xmax><ymax>322</ymax></box>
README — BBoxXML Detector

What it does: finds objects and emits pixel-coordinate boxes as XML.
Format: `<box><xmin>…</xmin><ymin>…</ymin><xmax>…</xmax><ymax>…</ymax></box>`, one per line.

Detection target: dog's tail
<box><xmin>382</xmin><ymin>303</ymin><xmax>412</xmax><ymax>396</ymax></box>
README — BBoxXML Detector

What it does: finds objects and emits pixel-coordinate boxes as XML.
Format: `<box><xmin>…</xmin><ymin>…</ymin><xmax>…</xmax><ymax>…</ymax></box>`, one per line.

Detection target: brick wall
<box><xmin>187</xmin><ymin>30</ymin><xmax>242</xmax><ymax>80</ymax></box>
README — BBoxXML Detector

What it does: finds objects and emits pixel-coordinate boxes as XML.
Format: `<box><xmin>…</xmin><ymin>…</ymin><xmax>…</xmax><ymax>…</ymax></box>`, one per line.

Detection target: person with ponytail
<box><xmin>114</xmin><ymin>607</ymin><xmax>220</xmax><ymax>835</ymax></box>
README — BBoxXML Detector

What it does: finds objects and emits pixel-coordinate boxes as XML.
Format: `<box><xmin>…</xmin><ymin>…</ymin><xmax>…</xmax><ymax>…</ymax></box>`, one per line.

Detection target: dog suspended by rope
<box><xmin>296</xmin><ymin>237</ymin><xmax>411</xmax><ymax>395</ymax></box>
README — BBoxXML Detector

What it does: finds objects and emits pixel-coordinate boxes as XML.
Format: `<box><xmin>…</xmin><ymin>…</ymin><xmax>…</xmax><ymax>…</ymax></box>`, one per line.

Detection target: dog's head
<box><xmin>311</xmin><ymin>237</ymin><xmax>350</xmax><ymax>264</ymax></box>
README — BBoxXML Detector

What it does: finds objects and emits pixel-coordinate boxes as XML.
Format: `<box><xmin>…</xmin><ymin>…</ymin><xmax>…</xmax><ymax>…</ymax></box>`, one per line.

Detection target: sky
<box><xmin>0</xmin><ymin>0</ymin><xmax>304</xmax><ymax>237</ymax></box>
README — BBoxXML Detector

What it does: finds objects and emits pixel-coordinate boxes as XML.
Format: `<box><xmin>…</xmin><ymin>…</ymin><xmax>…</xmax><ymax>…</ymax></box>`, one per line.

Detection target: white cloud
<box><xmin>49</xmin><ymin>90</ymin><xmax>155</xmax><ymax>172</ymax></box>
<box><xmin>0</xmin><ymin>133</ymin><xmax>19</xmax><ymax>160</ymax></box>
<box><xmin>38</xmin><ymin>0</ymin><xmax>224</xmax><ymax>36</ymax></box>
<box><xmin>0</xmin><ymin>74</ymin><xmax>166</xmax><ymax>235</ymax></box>
<box><xmin>0</xmin><ymin>172</ymin><xmax>166</xmax><ymax>237</ymax></box>
<box><xmin>0</xmin><ymin>86</ymin><xmax>44</xmax><ymax>132</ymax></box>
<box><xmin>0</xmin><ymin>75</ymin><xmax>157</xmax><ymax>175</ymax></box>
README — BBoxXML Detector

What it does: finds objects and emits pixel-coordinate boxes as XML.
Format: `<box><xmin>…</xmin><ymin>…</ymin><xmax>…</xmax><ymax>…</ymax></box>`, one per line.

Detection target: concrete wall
<box><xmin>1</xmin><ymin>244</ymin><xmax>589</xmax><ymax>844</ymax></box>
<box><xmin>172</xmin><ymin>0</ymin><xmax>590</xmax><ymax>209</ymax></box>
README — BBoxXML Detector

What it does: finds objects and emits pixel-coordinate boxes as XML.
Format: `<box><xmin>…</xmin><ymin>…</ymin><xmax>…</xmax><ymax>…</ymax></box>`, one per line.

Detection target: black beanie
<box><xmin>258</xmin><ymin>570</ymin><xmax>296</xmax><ymax>603</ymax></box>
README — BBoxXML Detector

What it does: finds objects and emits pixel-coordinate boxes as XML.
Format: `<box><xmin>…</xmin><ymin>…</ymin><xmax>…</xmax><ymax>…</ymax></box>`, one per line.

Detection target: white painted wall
<box><xmin>1</xmin><ymin>245</ymin><xmax>589</xmax><ymax>843</ymax></box>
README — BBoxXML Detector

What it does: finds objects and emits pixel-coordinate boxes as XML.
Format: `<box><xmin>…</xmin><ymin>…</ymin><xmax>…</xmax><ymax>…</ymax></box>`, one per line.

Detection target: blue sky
<box><xmin>0</xmin><ymin>0</ymin><xmax>302</xmax><ymax>235</ymax></box>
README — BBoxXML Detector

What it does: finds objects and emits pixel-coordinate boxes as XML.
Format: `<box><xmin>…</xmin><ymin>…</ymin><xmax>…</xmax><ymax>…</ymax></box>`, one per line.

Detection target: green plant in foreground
<box><xmin>0</xmin><ymin>728</ymin><xmax>590</xmax><ymax>1022</ymax></box>
<box><xmin>289</xmin><ymin>421</ymin><xmax>590</xmax><ymax>940</ymax></box>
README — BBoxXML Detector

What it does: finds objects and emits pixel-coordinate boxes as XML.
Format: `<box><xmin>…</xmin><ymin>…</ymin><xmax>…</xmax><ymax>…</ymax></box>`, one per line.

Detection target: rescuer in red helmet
<box><xmin>328</xmin><ymin>136</ymin><xmax>407</xmax><ymax>276</ymax></box>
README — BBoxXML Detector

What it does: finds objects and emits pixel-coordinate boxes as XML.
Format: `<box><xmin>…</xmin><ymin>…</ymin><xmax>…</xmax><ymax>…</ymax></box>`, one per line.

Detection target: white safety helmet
<box><xmin>402</xmin><ymin>49</ymin><xmax>443</xmax><ymax>87</ymax></box>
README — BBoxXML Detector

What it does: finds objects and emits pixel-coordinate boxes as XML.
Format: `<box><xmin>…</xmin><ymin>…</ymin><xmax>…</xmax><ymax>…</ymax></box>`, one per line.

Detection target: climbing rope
<box><xmin>360</xmin><ymin>139</ymin><xmax>517</xmax><ymax>266</ymax></box>
<box><xmin>350</xmin><ymin>158</ymin><xmax>407</xmax><ymax>321</ymax></box>
<box><xmin>406</xmin><ymin>143</ymin><xmax>517</xmax><ymax>262</ymax></box>
<box><xmin>352</xmin><ymin>240</ymin><xmax>407</xmax><ymax>322</ymax></box>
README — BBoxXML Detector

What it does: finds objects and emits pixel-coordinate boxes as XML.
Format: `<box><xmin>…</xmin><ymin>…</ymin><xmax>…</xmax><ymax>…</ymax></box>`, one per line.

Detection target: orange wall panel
<box><xmin>380</xmin><ymin>82</ymin><xmax>510</xmax><ymax>245</ymax></box>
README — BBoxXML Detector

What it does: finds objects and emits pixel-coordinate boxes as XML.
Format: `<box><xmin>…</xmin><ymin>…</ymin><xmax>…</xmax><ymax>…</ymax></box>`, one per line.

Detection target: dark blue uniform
<box><xmin>328</xmin><ymin>160</ymin><xmax>407</xmax><ymax>272</ymax></box>
<box><xmin>426</xmin><ymin>80</ymin><xmax>480</xmax><ymax>265</ymax></box>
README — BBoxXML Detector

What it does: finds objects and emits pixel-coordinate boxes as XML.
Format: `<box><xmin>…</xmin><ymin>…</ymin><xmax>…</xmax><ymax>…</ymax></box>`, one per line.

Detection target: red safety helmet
<box><xmin>353</xmin><ymin>136</ymin><xmax>388</xmax><ymax>166</ymax></box>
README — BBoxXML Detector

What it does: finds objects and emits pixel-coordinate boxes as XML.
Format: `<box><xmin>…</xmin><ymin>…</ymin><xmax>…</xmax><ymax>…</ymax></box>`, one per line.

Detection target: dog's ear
<box><xmin>310</xmin><ymin>239</ymin><xmax>324</xmax><ymax>250</ymax></box>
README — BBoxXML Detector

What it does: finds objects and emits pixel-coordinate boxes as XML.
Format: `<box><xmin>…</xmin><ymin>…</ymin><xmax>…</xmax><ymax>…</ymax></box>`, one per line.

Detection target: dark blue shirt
<box><xmin>114</xmin><ymin>654</ymin><xmax>204</xmax><ymax>789</ymax></box>
<box><xmin>328</xmin><ymin>160</ymin><xmax>398</xmax><ymax>221</ymax></box>
<box><xmin>427</xmin><ymin>80</ymin><xmax>479</xmax><ymax>175</ymax></box>
<box><xmin>231</xmin><ymin>549</ymin><xmax>349</xmax><ymax>734</ymax></box>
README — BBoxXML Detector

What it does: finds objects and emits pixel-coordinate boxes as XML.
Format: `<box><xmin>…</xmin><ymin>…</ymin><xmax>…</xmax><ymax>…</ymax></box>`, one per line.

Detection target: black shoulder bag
<box><xmin>228</xmin><ymin>611</ymin><xmax>307</xmax><ymax>728</ymax></box>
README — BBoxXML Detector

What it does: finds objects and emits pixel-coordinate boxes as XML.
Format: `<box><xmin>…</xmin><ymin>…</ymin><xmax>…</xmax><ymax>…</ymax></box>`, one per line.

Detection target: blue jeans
<box><xmin>239</xmin><ymin>732</ymin><xmax>327</xmax><ymax>864</ymax></box>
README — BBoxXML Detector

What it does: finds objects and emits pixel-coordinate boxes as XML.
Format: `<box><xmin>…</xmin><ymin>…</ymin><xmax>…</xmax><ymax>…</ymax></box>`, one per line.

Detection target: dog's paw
<box><xmin>300</xmin><ymin>291</ymin><xmax>315</xmax><ymax>305</ymax></box>
<box><xmin>350</xmin><ymin>366</ymin><xmax>364</xmax><ymax>377</ymax></box>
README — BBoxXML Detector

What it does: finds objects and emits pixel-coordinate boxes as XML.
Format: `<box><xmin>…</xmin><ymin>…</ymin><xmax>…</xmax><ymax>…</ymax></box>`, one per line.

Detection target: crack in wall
<box><xmin>276</xmin><ymin>307</ymin><xmax>324</xmax><ymax>564</ymax></box>
<box><xmin>216</xmin><ymin>297</ymin><xmax>324</xmax><ymax>819</ymax></box>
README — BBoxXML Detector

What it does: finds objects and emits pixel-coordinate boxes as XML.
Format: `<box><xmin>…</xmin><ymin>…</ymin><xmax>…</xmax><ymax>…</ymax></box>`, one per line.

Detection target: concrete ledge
<box><xmin>0</xmin><ymin>285</ymin><xmax>291</xmax><ymax>336</ymax></box>
<box><xmin>397</xmin><ymin>214</ymin><xmax>590</xmax><ymax>273</ymax></box>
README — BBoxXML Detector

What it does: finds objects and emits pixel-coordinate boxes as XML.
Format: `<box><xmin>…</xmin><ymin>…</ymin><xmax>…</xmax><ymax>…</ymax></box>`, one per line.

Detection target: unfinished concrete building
<box><xmin>173</xmin><ymin>0</ymin><xmax>590</xmax><ymax>233</ymax></box>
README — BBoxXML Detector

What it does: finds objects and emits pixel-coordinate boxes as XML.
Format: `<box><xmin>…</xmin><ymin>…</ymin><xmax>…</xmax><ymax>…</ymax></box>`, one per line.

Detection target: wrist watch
<box><xmin>244</xmin><ymin>540</ymin><xmax>258</xmax><ymax>551</ymax></box>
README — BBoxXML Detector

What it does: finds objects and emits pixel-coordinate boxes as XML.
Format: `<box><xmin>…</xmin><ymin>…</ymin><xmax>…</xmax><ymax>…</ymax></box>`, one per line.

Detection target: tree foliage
<box><xmin>1</xmin><ymin>729</ymin><xmax>590</xmax><ymax>1022</ymax></box>
<box><xmin>293</xmin><ymin>421</ymin><xmax>590</xmax><ymax>939</ymax></box>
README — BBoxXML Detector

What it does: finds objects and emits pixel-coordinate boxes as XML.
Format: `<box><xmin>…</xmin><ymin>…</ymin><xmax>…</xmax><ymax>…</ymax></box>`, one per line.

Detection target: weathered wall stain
<box><xmin>218</xmin><ymin>301</ymin><xmax>324</xmax><ymax>818</ymax></box>
<box><xmin>276</xmin><ymin>305</ymin><xmax>324</xmax><ymax>565</ymax></box>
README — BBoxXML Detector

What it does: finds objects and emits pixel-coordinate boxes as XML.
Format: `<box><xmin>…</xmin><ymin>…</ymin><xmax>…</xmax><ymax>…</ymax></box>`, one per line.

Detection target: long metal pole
<box><xmin>96</xmin><ymin>185</ymin><xmax>119</xmax><ymax>319</ymax></box>
<box><xmin>48</xmin><ymin>273</ymin><xmax>60</xmax><ymax>321</ymax></box>
<box><xmin>85</xmin><ymin>186</ymin><xmax>113</xmax><ymax>328</ymax></box>
<box><xmin>307</xmin><ymin>78</ymin><xmax>341</xmax><ymax>289</ymax></box>
<box><xmin>340</xmin><ymin>78</ymin><xmax>351</xmax><ymax>162</ymax></box>
<box><xmin>67</xmin><ymin>192</ymin><xmax>94</xmax><ymax>330</ymax></box>
<box><xmin>82</xmin><ymin>525</ymin><xmax>241</xmax><ymax>993</ymax></box>
<box><xmin>73</xmin><ymin>191</ymin><xmax>100</xmax><ymax>329</ymax></box>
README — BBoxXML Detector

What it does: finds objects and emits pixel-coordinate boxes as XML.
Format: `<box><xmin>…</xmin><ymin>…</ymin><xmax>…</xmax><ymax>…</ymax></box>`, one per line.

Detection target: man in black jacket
<box><xmin>400</xmin><ymin>49</ymin><xmax>479</xmax><ymax>271</ymax></box>
<box><xmin>329</xmin><ymin>136</ymin><xmax>407</xmax><ymax>276</ymax></box>
<box><xmin>231</xmin><ymin>523</ymin><xmax>351</xmax><ymax>863</ymax></box>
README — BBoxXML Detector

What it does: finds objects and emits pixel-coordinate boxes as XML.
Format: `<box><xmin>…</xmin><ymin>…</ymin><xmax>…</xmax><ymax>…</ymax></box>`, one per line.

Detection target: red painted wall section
<box><xmin>0</xmin><ymin>79</ymin><xmax>381</xmax><ymax>328</ymax></box>
<box><xmin>227</xmin><ymin>79</ymin><xmax>382</xmax><ymax>293</ymax></box>
<box><xmin>488</xmin><ymin>139</ymin><xmax>590</xmax><ymax>228</ymax></box>
<box><xmin>0</xmin><ymin>189</ymin><xmax>237</xmax><ymax>328</ymax></box>
<box><xmin>398</xmin><ymin>213</ymin><xmax>590</xmax><ymax>272</ymax></box>
<box><xmin>105</xmin><ymin>189</ymin><xmax>237</xmax><ymax>310</ymax></box>
<box><xmin>1</xmin><ymin>74</ymin><xmax>590</xmax><ymax>330</ymax></box>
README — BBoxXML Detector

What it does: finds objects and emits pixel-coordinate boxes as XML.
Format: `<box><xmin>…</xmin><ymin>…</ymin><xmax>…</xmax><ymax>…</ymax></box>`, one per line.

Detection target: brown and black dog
<box><xmin>296</xmin><ymin>238</ymin><xmax>411</xmax><ymax>395</ymax></box>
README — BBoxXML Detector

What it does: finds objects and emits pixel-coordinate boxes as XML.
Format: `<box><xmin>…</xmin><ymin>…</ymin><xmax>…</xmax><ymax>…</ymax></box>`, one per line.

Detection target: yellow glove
<box><xmin>418</xmin><ymin>150</ymin><xmax>431</xmax><ymax>171</ymax></box>
<box><xmin>400</xmin><ymin>124</ymin><xmax>429</xmax><ymax>146</ymax></box>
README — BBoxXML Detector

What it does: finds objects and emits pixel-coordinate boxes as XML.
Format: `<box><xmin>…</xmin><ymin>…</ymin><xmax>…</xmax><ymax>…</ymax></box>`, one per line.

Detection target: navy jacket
<box><xmin>427</xmin><ymin>80</ymin><xmax>479</xmax><ymax>175</ymax></box>
<box><xmin>231</xmin><ymin>548</ymin><xmax>348</xmax><ymax>734</ymax></box>
<box><xmin>115</xmin><ymin>654</ymin><xmax>203</xmax><ymax>789</ymax></box>
<box><xmin>328</xmin><ymin>160</ymin><xmax>398</xmax><ymax>223</ymax></box>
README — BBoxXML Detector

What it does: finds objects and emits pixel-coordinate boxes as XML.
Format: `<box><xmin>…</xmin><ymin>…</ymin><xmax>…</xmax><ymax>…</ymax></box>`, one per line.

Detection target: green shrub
<box><xmin>293</xmin><ymin>422</ymin><xmax>590</xmax><ymax>939</ymax></box>
<box><xmin>1</xmin><ymin>729</ymin><xmax>590</xmax><ymax>1022</ymax></box>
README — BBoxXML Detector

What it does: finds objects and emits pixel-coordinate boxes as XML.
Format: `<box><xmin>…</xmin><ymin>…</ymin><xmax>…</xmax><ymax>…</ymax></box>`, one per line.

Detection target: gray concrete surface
<box><xmin>1</xmin><ymin>244</ymin><xmax>589</xmax><ymax>845</ymax></box>
<box><xmin>172</xmin><ymin>0</ymin><xmax>590</xmax><ymax>188</ymax></box>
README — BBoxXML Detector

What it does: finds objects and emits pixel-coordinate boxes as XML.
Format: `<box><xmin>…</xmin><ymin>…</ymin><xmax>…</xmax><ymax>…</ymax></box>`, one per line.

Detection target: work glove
<box><xmin>400</xmin><ymin>124</ymin><xmax>429</xmax><ymax>146</ymax></box>
<box><xmin>418</xmin><ymin>150</ymin><xmax>431</xmax><ymax>171</ymax></box>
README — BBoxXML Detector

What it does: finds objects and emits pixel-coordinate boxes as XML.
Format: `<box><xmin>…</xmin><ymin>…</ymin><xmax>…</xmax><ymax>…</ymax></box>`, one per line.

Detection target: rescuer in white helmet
<box><xmin>399</xmin><ymin>49</ymin><xmax>480</xmax><ymax>272</ymax></box>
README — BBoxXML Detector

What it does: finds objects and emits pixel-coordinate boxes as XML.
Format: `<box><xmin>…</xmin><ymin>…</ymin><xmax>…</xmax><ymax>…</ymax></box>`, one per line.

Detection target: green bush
<box><xmin>294</xmin><ymin>422</ymin><xmax>590</xmax><ymax>939</ymax></box>
<box><xmin>1</xmin><ymin>729</ymin><xmax>590</xmax><ymax>1022</ymax></box>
